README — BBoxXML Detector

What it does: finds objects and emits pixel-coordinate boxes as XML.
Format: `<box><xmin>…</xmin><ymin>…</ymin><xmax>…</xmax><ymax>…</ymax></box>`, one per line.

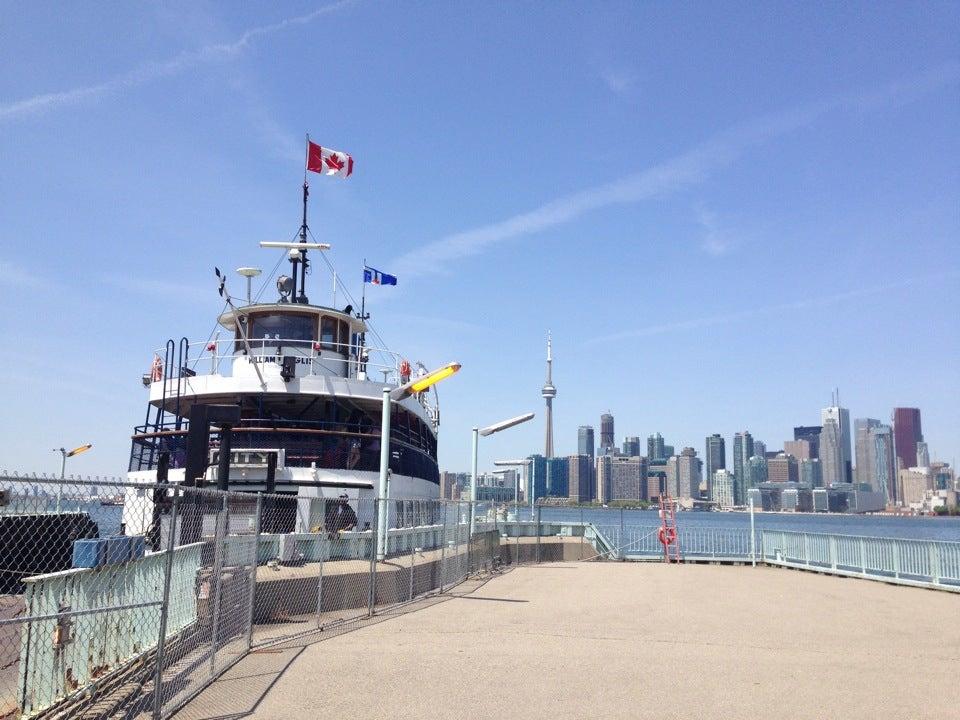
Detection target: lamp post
<box><xmin>471</xmin><ymin>413</ymin><xmax>535</xmax><ymax>536</ymax></box>
<box><xmin>377</xmin><ymin>362</ymin><xmax>461</xmax><ymax>560</ymax></box>
<box><xmin>53</xmin><ymin>443</ymin><xmax>92</xmax><ymax>512</ymax></box>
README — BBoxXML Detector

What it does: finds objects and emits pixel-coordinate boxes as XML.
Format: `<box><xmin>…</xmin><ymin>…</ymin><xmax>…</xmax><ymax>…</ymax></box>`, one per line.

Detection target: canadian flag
<box><xmin>307</xmin><ymin>141</ymin><xmax>354</xmax><ymax>178</ymax></box>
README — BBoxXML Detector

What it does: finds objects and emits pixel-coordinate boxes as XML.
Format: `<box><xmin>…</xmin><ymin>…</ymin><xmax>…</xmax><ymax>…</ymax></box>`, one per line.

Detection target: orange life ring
<box><xmin>657</xmin><ymin>526</ymin><xmax>677</xmax><ymax>546</ymax></box>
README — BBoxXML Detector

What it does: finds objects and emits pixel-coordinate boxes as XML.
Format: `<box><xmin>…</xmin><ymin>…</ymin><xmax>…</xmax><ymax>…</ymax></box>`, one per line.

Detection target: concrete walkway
<box><xmin>176</xmin><ymin>562</ymin><xmax>960</xmax><ymax>720</ymax></box>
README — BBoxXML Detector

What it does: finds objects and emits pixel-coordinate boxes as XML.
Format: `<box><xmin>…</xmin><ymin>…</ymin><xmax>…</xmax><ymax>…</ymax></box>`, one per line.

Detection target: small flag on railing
<box><xmin>307</xmin><ymin>141</ymin><xmax>354</xmax><ymax>178</ymax></box>
<box><xmin>363</xmin><ymin>265</ymin><xmax>397</xmax><ymax>286</ymax></box>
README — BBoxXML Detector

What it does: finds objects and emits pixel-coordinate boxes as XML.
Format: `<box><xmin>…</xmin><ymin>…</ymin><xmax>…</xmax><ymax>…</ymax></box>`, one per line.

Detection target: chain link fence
<box><xmin>0</xmin><ymin>475</ymin><xmax>507</xmax><ymax>719</ymax></box>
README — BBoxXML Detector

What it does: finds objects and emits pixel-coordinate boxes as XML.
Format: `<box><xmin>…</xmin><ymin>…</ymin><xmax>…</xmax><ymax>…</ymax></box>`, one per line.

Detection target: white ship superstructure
<box><xmin>125</xmin><ymin>181</ymin><xmax>441</xmax><ymax>533</ymax></box>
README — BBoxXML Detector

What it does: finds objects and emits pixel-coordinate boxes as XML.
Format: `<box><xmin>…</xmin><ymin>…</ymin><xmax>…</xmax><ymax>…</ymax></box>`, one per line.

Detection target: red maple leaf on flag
<box><xmin>324</xmin><ymin>153</ymin><xmax>345</xmax><ymax>172</ymax></box>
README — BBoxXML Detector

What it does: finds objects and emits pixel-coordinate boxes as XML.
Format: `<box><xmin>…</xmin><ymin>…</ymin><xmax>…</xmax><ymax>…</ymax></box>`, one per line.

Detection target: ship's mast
<box><xmin>290</xmin><ymin>136</ymin><xmax>312</xmax><ymax>304</ymax></box>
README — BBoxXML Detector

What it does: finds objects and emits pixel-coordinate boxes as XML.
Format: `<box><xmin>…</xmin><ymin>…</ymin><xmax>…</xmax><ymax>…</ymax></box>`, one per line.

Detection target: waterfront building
<box><xmin>475</xmin><ymin>472</ymin><xmax>516</xmax><ymax>502</ymax></box>
<box><xmin>567</xmin><ymin>454</ymin><xmax>594</xmax><ymax>503</ymax></box>
<box><xmin>646</xmin><ymin>461</ymin><xmax>667</xmax><ymax>502</ymax></box>
<box><xmin>732</xmin><ymin>431</ymin><xmax>754</xmax><ymax>505</ymax></box>
<box><xmin>767</xmin><ymin>453</ymin><xmax>798</xmax><ymax>483</ymax></box>
<box><xmin>546</xmin><ymin>456</ymin><xmax>569</xmax><ymax>497</ymax></box>
<box><xmin>541</xmin><ymin>332</ymin><xmax>557</xmax><ymax>458</ymax></box>
<box><xmin>647</xmin><ymin>433</ymin><xmax>666</xmax><ymax>462</ymax></box>
<box><xmin>793</xmin><ymin>426</ymin><xmax>821</xmax><ymax>459</ymax></box>
<box><xmin>821</xmin><ymin>402</ymin><xmax>852</xmax><ymax>482</ymax></box>
<box><xmin>609</xmin><ymin>456</ymin><xmax>645</xmax><ymax>502</ymax></box>
<box><xmin>820</xmin><ymin>419</ymin><xmax>844</xmax><ymax>487</ymax></box>
<box><xmin>578</xmin><ymin>426</ymin><xmax>595</xmax><ymax>460</ymax></box>
<box><xmin>898</xmin><ymin>467</ymin><xmax>932</xmax><ymax>507</ymax></box>
<box><xmin>600</xmin><ymin>413</ymin><xmax>615</xmax><ymax>455</ymax></box>
<box><xmin>705</xmin><ymin>434</ymin><xmax>725</xmax><ymax>499</ymax></box>
<box><xmin>670</xmin><ymin>448</ymin><xmax>702</xmax><ymax>499</ymax></box>
<box><xmin>747</xmin><ymin>455</ymin><xmax>767</xmax><ymax>486</ymax></box>
<box><xmin>440</xmin><ymin>471</ymin><xmax>463</xmax><ymax>500</ymax></box>
<box><xmin>753</xmin><ymin>440</ymin><xmax>767</xmax><ymax>461</ymax></box>
<box><xmin>711</xmin><ymin>469</ymin><xmax>735</xmax><ymax>508</ymax></box>
<box><xmin>663</xmin><ymin>444</ymin><xmax>675</xmax><ymax>459</ymax></box>
<box><xmin>799</xmin><ymin>458</ymin><xmax>823</xmax><ymax>488</ymax></box>
<box><xmin>930</xmin><ymin>463</ymin><xmax>955</xmax><ymax>491</ymax></box>
<box><xmin>784</xmin><ymin>439</ymin><xmax>813</xmax><ymax>461</ymax></box>
<box><xmin>595</xmin><ymin>455</ymin><xmax>611</xmax><ymax>504</ymax></box>
<box><xmin>916</xmin><ymin>441</ymin><xmax>930</xmax><ymax>468</ymax></box>
<box><xmin>892</xmin><ymin>407</ymin><xmax>923</xmax><ymax>471</ymax></box>
<box><xmin>528</xmin><ymin>454</ymin><xmax>547</xmax><ymax>504</ymax></box>
<box><xmin>854</xmin><ymin>419</ymin><xmax>882</xmax><ymax>487</ymax></box>
<box><xmin>622</xmin><ymin>436</ymin><xmax>641</xmax><ymax>457</ymax></box>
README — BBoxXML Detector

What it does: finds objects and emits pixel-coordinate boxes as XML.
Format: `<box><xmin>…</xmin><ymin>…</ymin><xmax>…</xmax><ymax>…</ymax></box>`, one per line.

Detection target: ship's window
<box><xmin>320</xmin><ymin>316</ymin><xmax>350</xmax><ymax>353</ymax></box>
<box><xmin>247</xmin><ymin>312</ymin><xmax>317</xmax><ymax>345</ymax></box>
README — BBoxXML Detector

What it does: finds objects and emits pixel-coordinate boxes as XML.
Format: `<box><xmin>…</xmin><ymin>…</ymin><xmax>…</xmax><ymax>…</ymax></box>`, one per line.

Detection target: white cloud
<box><xmin>392</xmin><ymin>64</ymin><xmax>960</xmax><ymax>281</ymax></box>
<box><xmin>695</xmin><ymin>205</ymin><xmax>733</xmax><ymax>257</ymax></box>
<box><xmin>599</xmin><ymin>67</ymin><xmax>637</xmax><ymax>95</ymax></box>
<box><xmin>0</xmin><ymin>0</ymin><xmax>357</xmax><ymax>123</ymax></box>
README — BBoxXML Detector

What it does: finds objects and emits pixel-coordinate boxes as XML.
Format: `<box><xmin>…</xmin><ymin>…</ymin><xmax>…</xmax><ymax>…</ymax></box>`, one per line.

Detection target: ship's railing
<box><xmin>126</xmin><ymin>419</ymin><xmax>439</xmax><ymax>482</ymax></box>
<box><xmin>150</xmin><ymin>337</ymin><xmax>405</xmax><ymax>384</ymax></box>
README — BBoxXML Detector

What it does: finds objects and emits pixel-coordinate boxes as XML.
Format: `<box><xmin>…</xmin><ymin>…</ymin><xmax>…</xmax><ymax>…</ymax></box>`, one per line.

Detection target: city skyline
<box><xmin>1</xmin><ymin>4</ymin><xmax>957</xmax><ymax>477</ymax></box>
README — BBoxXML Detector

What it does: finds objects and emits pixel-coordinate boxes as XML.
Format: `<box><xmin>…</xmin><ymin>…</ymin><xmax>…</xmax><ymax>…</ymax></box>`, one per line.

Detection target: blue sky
<box><xmin>1</xmin><ymin>1</ymin><xmax>958</xmax><ymax>478</ymax></box>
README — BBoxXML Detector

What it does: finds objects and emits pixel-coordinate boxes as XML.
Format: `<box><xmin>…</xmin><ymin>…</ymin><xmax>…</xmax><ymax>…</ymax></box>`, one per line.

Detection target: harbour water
<box><xmin>526</xmin><ymin>506</ymin><xmax>960</xmax><ymax>542</ymax></box>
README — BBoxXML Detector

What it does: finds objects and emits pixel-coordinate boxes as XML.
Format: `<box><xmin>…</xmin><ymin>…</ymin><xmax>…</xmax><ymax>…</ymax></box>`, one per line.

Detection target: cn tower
<box><xmin>541</xmin><ymin>331</ymin><xmax>556</xmax><ymax>458</ymax></box>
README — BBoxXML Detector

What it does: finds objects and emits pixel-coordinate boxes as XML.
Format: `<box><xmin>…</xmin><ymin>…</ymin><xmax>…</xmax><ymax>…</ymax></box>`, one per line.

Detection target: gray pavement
<box><xmin>176</xmin><ymin>562</ymin><xmax>960</xmax><ymax>720</ymax></box>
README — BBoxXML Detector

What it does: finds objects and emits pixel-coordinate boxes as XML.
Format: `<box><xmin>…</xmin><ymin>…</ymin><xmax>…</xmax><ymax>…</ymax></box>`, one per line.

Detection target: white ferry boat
<box><xmin>124</xmin><ymin>185</ymin><xmax>442</xmax><ymax>533</ymax></box>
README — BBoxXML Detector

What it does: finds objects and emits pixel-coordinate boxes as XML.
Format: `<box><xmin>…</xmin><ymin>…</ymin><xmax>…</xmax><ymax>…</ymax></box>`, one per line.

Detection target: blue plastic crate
<box><xmin>128</xmin><ymin>535</ymin><xmax>146</xmax><ymax>560</ymax></box>
<box><xmin>72</xmin><ymin>539</ymin><xmax>105</xmax><ymax>568</ymax></box>
<box><xmin>105</xmin><ymin>536</ymin><xmax>132</xmax><ymax>565</ymax></box>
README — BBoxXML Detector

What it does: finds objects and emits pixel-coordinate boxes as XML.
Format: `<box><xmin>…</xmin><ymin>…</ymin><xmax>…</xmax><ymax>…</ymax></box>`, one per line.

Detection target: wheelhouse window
<box><xmin>320</xmin><ymin>316</ymin><xmax>350</xmax><ymax>352</ymax></box>
<box><xmin>244</xmin><ymin>312</ymin><xmax>317</xmax><ymax>348</ymax></box>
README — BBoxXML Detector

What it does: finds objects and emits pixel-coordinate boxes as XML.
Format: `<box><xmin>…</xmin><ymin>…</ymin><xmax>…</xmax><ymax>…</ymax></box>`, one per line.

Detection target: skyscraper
<box><xmin>711</xmin><ymin>469</ymin><xmax>735</xmax><ymax>508</ymax></box>
<box><xmin>820</xmin><ymin>418</ymin><xmax>843</xmax><ymax>486</ymax></box>
<box><xmin>892</xmin><ymin>407</ymin><xmax>922</xmax><ymax>470</ymax></box>
<box><xmin>768</xmin><ymin>453</ymin><xmax>799</xmax><ymax>483</ymax></box>
<box><xmin>545</xmin><ymin>456</ymin><xmax>569</xmax><ymax>497</ymax></box>
<box><xmin>854</xmin><ymin>419</ymin><xmax>882</xmax><ymax>487</ymax></box>
<box><xmin>821</xmin><ymin>398</ymin><xmax>852</xmax><ymax>482</ymax></box>
<box><xmin>647</xmin><ymin>432</ymin><xmax>666</xmax><ymax>462</ymax></box>
<box><xmin>595</xmin><ymin>454</ymin><xmax>611</xmax><ymax>503</ymax></box>
<box><xmin>600</xmin><ymin>412</ymin><xmax>614</xmax><ymax>454</ymax></box>
<box><xmin>793</xmin><ymin>426</ymin><xmax>821</xmax><ymax>459</ymax></box>
<box><xmin>705</xmin><ymin>434</ymin><xmax>725</xmax><ymax>498</ymax></box>
<box><xmin>733</xmin><ymin>431</ymin><xmax>754</xmax><ymax>505</ymax></box>
<box><xmin>567</xmin><ymin>454</ymin><xmax>594</xmax><ymax>502</ymax></box>
<box><xmin>541</xmin><ymin>332</ymin><xmax>556</xmax><ymax>458</ymax></box>
<box><xmin>799</xmin><ymin>458</ymin><xmax>822</xmax><ymax>488</ymax></box>
<box><xmin>527</xmin><ymin>454</ymin><xmax>547</xmax><ymax>503</ymax></box>
<box><xmin>674</xmin><ymin>447</ymin><xmax>702</xmax><ymax>499</ymax></box>
<box><xmin>869</xmin><ymin>424</ymin><xmax>896</xmax><ymax>502</ymax></box>
<box><xmin>783</xmin><ymin>439</ymin><xmax>813</xmax><ymax>460</ymax></box>
<box><xmin>622</xmin><ymin>436</ymin><xmax>641</xmax><ymax>456</ymax></box>
<box><xmin>608</xmin><ymin>456</ymin><xmax>645</xmax><ymax>501</ymax></box>
<box><xmin>916</xmin><ymin>442</ymin><xmax>930</xmax><ymax>468</ymax></box>
<box><xmin>577</xmin><ymin>426</ymin><xmax>595</xmax><ymax>460</ymax></box>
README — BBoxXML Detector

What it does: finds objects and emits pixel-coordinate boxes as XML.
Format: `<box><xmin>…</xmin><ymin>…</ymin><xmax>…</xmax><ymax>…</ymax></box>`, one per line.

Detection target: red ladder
<box><xmin>658</xmin><ymin>494</ymin><xmax>682</xmax><ymax>563</ymax></box>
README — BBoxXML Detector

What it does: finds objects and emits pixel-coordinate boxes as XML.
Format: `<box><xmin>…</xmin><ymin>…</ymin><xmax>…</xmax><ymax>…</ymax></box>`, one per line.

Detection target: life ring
<box><xmin>657</xmin><ymin>526</ymin><xmax>677</xmax><ymax>546</ymax></box>
<box><xmin>399</xmin><ymin>359</ymin><xmax>411</xmax><ymax>380</ymax></box>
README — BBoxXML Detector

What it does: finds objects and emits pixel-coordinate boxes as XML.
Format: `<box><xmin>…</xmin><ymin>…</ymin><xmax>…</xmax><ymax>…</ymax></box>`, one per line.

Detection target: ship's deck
<box><xmin>173</xmin><ymin>561</ymin><xmax>959</xmax><ymax>719</ymax></box>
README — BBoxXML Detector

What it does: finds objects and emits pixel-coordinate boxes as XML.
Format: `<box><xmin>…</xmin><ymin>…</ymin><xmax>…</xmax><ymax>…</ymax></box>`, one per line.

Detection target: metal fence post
<box><xmin>208</xmin><ymin>495</ymin><xmax>229</xmax><ymax>678</ymax></box>
<box><xmin>619</xmin><ymin>507</ymin><xmax>625</xmax><ymax>561</ymax></box>
<box><xmin>929</xmin><ymin>542</ymin><xmax>941</xmax><ymax>585</ymax></box>
<box><xmin>368</xmin><ymin>498</ymin><xmax>379</xmax><ymax>616</ymax></box>
<box><xmin>245</xmin><ymin>493</ymin><xmax>263</xmax><ymax>650</ymax></box>
<box><xmin>893</xmin><ymin>539</ymin><xmax>901</xmax><ymax>579</ymax></box>
<box><xmin>409</xmin><ymin>539</ymin><xmax>416</xmax><ymax>601</ymax></box>
<box><xmin>803</xmin><ymin>533</ymin><xmax>811</xmax><ymax>566</ymax></box>
<box><xmin>535</xmin><ymin>504</ymin><xmax>542</xmax><ymax>564</ymax></box>
<box><xmin>829</xmin><ymin>536</ymin><xmax>837</xmax><ymax>570</ymax></box>
<box><xmin>859</xmin><ymin>537</ymin><xmax>866</xmax><ymax>575</ymax></box>
<box><xmin>152</xmin><ymin>486</ymin><xmax>180</xmax><ymax>720</ymax></box>
<box><xmin>315</xmin><ymin>535</ymin><xmax>326</xmax><ymax>627</ymax></box>
<box><xmin>466</xmin><ymin>501</ymin><xmax>473</xmax><ymax>576</ymax></box>
<box><xmin>439</xmin><ymin>502</ymin><xmax>447</xmax><ymax>593</ymax></box>
<box><xmin>749</xmin><ymin>498</ymin><xmax>756</xmax><ymax>568</ymax></box>
<box><xmin>579</xmin><ymin>506</ymin><xmax>584</xmax><ymax>559</ymax></box>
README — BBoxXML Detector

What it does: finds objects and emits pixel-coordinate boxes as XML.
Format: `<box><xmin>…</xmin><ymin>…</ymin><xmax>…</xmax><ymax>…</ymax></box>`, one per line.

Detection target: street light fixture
<box><xmin>377</xmin><ymin>361</ymin><xmax>461</xmax><ymax>560</ymax></box>
<box><xmin>53</xmin><ymin>443</ymin><xmax>92</xmax><ymax>512</ymax></box>
<box><xmin>471</xmin><ymin>413</ymin><xmax>534</xmax><ymax>535</ymax></box>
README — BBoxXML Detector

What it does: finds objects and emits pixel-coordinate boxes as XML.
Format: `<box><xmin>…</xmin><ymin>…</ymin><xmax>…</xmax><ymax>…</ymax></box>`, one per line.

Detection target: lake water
<box><xmin>523</xmin><ymin>506</ymin><xmax>960</xmax><ymax>542</ymax></box>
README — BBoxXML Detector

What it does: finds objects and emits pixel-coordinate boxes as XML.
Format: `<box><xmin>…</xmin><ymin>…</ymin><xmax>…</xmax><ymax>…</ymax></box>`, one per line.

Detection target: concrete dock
<box><xmin>176</xmin><ymin>562</ymin><xmax>960</xmax><ymax>720</ymax></box>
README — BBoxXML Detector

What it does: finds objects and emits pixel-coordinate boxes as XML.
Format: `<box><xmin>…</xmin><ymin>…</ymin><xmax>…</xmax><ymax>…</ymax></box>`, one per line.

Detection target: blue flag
<box><xmin>363</xmin><ymin>266</ymin><xmax>397</xmax><ymax>286</ymax></box>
